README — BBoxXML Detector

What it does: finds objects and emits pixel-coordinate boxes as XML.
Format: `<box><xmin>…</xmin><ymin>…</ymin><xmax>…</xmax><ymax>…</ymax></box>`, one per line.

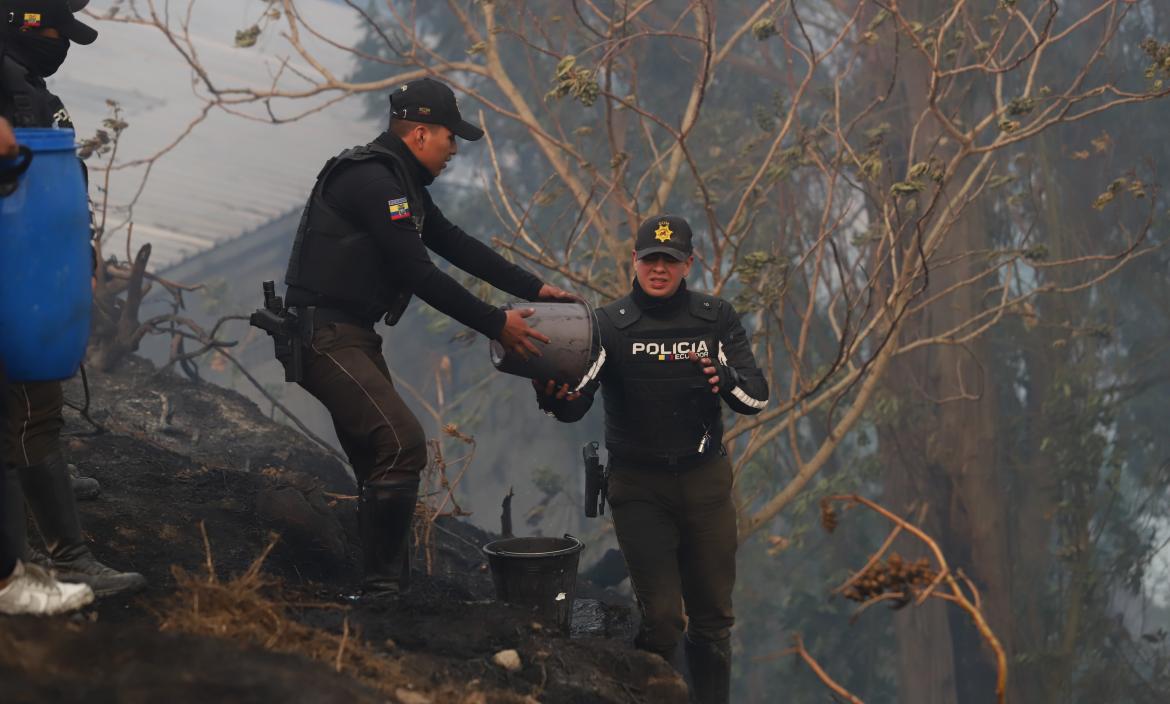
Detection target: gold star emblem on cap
<box><xmin>654</xmin><ymin>221</ymin><xmax>673</xmax><ymax>242</ymax></box>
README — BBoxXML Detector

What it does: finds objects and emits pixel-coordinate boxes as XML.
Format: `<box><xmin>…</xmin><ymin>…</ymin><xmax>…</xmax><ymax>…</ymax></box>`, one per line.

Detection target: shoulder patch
<box><xmin>689</xmin><ymin>293</ymin><xmax>720</xmax><ymax>322</ymax></box>
<box><xmin>600</xmin><ymin>297</ymin><xmax>641</xmax><ymax>329</ymax></box>
<box><xmin>388</xmin><ymin>197</ymin><xmax>412</xmax><ymax>221</ymax></box>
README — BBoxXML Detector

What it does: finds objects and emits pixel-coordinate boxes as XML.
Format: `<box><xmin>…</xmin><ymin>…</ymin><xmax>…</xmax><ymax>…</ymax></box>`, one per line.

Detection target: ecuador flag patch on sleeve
<box><xmin>388</xmin><ymin>197</ymin><xmax>412</xmax><ymax>221</ymax></box>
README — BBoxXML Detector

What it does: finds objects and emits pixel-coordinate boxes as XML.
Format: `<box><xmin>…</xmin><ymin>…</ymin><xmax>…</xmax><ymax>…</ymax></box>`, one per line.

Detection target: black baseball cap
<box><xmin>1</xmin><ymin>0</ymin><xmax>98</xmax><ymax>45</ymax></box>
<box><xmin>635</xmin><ymin>214</ymin><xmax>694</xmax><ymax>261</ymax></box>
<box><xmin>389</xmin><ymin>78</ymin><xmax>484</xmax><ymax>141</ymax></box>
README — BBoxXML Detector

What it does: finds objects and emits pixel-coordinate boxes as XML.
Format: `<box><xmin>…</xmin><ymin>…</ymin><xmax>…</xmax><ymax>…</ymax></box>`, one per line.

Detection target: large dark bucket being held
<box><xmin>489</xmin><ymin>301</ymin><xmax>601</xmax><ymax>388</ymax></box>
<box><xmin>482</xmin><ymin>534</ymin><xmax>585</xmax><ymax>634</ymax></box>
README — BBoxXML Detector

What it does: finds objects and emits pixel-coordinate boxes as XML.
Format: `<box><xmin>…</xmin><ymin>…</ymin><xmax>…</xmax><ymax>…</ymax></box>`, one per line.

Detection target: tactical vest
<box><xmin>0</xmin><ymin>54</ymin><xmax>70</xmax><ymax>128</ymax></box>
<box><xmin>284</xmin><ymin>141</ymin><xmax>426</xmax><ymax>325</ymax></box>
<box><xmin>599</xmin><ymin>290</ymin><xmax>726</xmax><ymax>463</ymax></box>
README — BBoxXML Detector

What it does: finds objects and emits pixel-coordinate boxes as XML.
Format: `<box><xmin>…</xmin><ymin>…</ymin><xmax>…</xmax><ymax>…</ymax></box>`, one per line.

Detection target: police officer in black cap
<box><xmin>284</xmin><ymin>77</ymin><xmax>573</xmax><ymax>596</ymax></box>
<box><xmin>1</xmin><ymin>0</ymin><xmax>147</xmax><ymax>598</ymax></box>
<box><xmin>535</xmin><ymin>214</ymin><xmax>768</xmax><ymax>704</ymax></box>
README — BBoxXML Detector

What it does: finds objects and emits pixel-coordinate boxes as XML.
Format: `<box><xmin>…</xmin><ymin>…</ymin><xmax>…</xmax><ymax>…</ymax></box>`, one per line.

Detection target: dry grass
<box><xmin>155</xmin><ymin>525</ymin><xmax>543</xmax><ymax>704</ymax></box>
<box><xmin>156</xmin><ymin>523</ymin><xmax>408</xmax><ymax>697</ymax></box>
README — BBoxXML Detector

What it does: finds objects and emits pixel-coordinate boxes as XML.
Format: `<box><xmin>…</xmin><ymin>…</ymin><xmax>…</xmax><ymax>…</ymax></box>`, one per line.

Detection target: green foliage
<box><xmin>988</xmin><ymin>173</ymin><xmax>1016</xmax><ymax>190</ymax></box>
<box><xmin>890</xmin><ymin>179</ymin><xmax>925</xmax><ymax>196</ymax></box>
<box><xmin>78</xmin><ymin>101</ymin><xmax>127</xmax><ymax>161</ymax></box>
<box><xmin>1140</xmin><ymin>38</ymin><xmax>1170</xmax><ymax>90</ymax></box>
<box><xmin>731</xmin><ymin>251</ymin><xmax>787</xmax><ymax>314</ymax></box>
<box><xmin>751</xmin><ymin>19</ymin><xmax>779</xmax><ymax>41</ymax></box>
<box><xmin>1008</xmin><ymin>96</ymin><xmax>1038</xmax><ymax>116</ymax></box>
<box><xmin>1092</xmin><ymin>177</ymin><xmax>1147</xmax><ymax>210</ymax></box>
<box><xmin>235</xmin><ymin>25</ymin><xmax>261</xmax><ymax>49</ymax></box>
<box><xmin>867</xmin><ymin>9</ymin><xmax>891</xmax><ymax>33</ymax></box>
<box><xmin>546</xmin><ymin>55</ymin><xmax>600</xmax><ymax>107</ymax></box>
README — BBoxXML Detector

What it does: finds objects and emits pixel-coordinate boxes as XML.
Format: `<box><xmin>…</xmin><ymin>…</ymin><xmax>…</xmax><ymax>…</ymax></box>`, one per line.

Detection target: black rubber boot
<box><xmin>685</xmin><ymin>636</ymin><xmax>731</xmax><ymax>704</ymax></box>
<box><xmin>359</xmin><ymin>474</ymin><xmax>419</xmax><ymax>597</ymax></box>
<box><xmin>18</xmin><ymin>455</ymin><xmax>146</xmax><ymax>597</ymax></box>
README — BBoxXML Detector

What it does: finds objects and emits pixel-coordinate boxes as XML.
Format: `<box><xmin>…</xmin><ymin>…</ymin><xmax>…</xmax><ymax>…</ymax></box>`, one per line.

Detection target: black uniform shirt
<box><xmin>0</xmin><ymin>54</ymin><xmax>72</xmax><ymax>128</ymax></box>
<box><xmin>317</xmin><ymin>132</ymin><xmax>542</xmax><ymax>338</ymax></box>
<box><xmin>540</xmin><ymin>280</ymin><xmax>769</xmax><ymax>462</ymax></box>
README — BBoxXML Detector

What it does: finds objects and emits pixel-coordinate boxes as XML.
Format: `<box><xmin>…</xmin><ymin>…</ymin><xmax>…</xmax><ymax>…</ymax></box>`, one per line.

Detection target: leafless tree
<box><xmin>88</xmin><ymin>0</ymin><xmax>1170</xmax><ymax>544</ymax></box>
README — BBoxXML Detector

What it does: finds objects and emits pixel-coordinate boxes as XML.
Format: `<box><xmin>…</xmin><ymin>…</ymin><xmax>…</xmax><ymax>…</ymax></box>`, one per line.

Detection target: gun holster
<box><xmin>583</xmin><ymin>441</ymin><xmax>609</xmax><ymax>518</ymax></box>
<box><xmin>249</xmin><ymin>281</ymin><xmax>311</xmax><ymax>384</ymax></box>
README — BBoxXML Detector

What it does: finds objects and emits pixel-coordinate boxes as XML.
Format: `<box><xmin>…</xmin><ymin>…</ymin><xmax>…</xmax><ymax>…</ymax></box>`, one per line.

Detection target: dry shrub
<box><xmin>157</xmin><ymin>526</ymin><xmax>540</xmax><ymax>704</ymax></box>
<box><xmin>156</xmin><ymin>524</ymin><xmax>407</xmax><ymax>697</ymax></box>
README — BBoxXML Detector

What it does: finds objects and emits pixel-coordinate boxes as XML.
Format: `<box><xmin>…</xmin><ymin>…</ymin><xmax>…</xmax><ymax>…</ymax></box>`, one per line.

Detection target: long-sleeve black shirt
<box><xmin>318</xmin><ymin>132</ymin><xmax>542</xmax><ymax>338</ymax></box>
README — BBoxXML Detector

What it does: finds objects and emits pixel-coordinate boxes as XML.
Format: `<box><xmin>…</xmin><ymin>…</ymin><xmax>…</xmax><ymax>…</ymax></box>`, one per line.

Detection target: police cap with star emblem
<box><xmin>389</xmin><ymin>77</ymin><xmax>484</xmax><ymax>141</ymax></box>
<box><xmin>1</xmin><ymin>0</ymin><xmax>98</xmax><ymax>45</ymax></box>
<box><xmin>634</xmin><ymin>214</ymin><xmax>693</xmax><ymax>261</ymax></box>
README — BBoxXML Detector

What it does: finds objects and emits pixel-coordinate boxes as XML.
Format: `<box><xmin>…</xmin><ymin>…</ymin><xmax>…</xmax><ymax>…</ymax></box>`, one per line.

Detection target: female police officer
<box><xmin>535</xmin><ymin>214</ymin><xmax>768</xmax><ymax>704</ymax></box>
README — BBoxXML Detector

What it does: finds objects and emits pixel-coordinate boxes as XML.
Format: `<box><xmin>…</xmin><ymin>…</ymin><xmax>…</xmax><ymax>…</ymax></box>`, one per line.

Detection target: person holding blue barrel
<box><xmin>0</xmin><ymin>115</ymin><xmax>94</xmax><ymax>614</ymax></box>
<box><xmin>1</xmin><ymin>0</ymin><xmax>144</xmax><ymax>599</ymax></box>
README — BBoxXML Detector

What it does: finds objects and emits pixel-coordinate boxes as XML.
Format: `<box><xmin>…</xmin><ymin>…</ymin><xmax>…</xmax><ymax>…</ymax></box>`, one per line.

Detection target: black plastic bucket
<box><xmin>489</xmin><ymin>302</ymin><xmax>601</xmax><ymax>388</ymax></box>
<box><xmin>482</xmin><ymin>534</ymin><xmax>585</xmax><ymax>634</ymax></box>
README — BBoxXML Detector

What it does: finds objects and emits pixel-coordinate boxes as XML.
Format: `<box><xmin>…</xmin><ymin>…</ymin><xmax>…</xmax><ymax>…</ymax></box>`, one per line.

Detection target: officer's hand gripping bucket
<box><xmin>0</xmin><ymin>128</ymin><xmax>93</xmax><ymax>382</ymax></box>
<box><xmin>481</xmin><ymin>534</ymin><xmax>585</xmax><ymax>634</ymax></box>
<box><xmin>489</xmin><ymin>301</ymin><xmax>601</xmax><ymax>386</ymax></box>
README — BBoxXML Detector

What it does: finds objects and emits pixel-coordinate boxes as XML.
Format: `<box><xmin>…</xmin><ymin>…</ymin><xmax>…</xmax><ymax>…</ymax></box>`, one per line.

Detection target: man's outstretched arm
<box><xmin>422</xmin><ymin>200</ymin><xmax>575</xmax><ymax>302</ymax></box>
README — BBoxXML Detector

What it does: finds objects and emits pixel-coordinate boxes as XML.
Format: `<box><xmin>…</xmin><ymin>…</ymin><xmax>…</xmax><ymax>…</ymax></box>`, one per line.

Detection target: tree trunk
<box><xmin>878</xmin><ymin>0</ymin><xmax>1014</xmax><ymax>697</ymax></box>
<box><xmin>879</xmin><ymin>374</ymin><xmax>960</xmax><ymax>704</ymax></box>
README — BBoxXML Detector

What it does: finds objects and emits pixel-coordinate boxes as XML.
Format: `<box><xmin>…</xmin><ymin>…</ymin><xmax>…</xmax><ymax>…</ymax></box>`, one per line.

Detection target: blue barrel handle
<box><xmin>0</xmin><ymin>145</ymin><xmax>34</xmax><ymax>196</ymax></box>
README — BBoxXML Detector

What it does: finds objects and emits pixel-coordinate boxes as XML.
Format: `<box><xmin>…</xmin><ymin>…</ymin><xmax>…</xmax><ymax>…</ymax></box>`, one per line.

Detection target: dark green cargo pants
<box><xmin>607</xmin><ymin>453</ymin><xmax>738</xmax><ymax>657</ymax></box>
<box><xmin>298</xmin><ymin>322</ymin><xmax>428</xmax><ymax>486</ymax></box>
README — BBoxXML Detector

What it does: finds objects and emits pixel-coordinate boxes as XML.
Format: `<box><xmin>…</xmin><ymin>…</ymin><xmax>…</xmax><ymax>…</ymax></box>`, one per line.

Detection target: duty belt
<box><xmin>608</xmin><ymin>444</ymin><xmax>722</xmax><ymax>469</ymax></box>
<box><xmin>310</xmin><ymin>306</ymin><xmax>378</xmax><ymax>329</ymax></box>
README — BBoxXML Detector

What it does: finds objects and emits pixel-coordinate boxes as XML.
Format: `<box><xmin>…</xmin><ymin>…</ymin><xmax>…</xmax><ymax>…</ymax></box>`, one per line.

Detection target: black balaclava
<box><xmin>6</xmin><ymin>32</ymin><xmax>71</xmax><ymax>77</ymax></box>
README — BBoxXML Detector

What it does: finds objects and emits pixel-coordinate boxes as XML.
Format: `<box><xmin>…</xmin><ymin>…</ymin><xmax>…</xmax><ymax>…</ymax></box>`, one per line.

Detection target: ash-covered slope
<box><xmin>0</xmin><ymin>356</ymin><xmax>685</xmax><ymax>703</ymax></box>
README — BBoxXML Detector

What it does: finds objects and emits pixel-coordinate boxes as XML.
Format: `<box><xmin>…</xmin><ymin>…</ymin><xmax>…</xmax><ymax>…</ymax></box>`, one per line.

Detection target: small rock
<box><xmin>491</xmin><ymin>649</ymin><xmax>522</xmax><ymax>672</ymax></box>
<box><xmin>529</xmin><ymin>622</ymin><xmax>543</xmax><ymax>632</ymax></box>
<box><xmin>395</xmin><ymin>688</ymin><xmax>432</xmax><ymax>704</ymax></box>
<box><xmin>383</xmin><ymin>637</ymin><xmax>397</xmax><ymax>651</ymax></box>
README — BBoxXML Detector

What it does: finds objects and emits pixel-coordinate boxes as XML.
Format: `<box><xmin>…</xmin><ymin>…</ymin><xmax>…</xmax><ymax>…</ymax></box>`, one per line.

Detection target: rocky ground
<box><xmin>0</xmin><ymin>357</ymin><xmax>686</xmax><ymax>703</ymax></box>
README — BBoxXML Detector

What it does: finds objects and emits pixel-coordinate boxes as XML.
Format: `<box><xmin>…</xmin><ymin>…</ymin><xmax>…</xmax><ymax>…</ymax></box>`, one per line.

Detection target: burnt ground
<box><xmin>0</xmin><ymin>357</ymin><xmax>686</xmax><ymax>704</ymax></box>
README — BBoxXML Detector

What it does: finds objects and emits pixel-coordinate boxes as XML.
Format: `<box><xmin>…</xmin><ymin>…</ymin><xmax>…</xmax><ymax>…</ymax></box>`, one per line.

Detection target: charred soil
<box><xmin>0</xmin><ymin>357</ymin><xmax>685</xmax><ymax>703</ymax></box>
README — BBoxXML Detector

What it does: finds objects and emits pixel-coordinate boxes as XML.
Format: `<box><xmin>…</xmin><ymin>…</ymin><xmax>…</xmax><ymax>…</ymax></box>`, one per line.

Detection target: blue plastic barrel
<box><xmin>0</xmin><ymin>128</ymin><xmax>92</xmax><ymax>382</ymax></box>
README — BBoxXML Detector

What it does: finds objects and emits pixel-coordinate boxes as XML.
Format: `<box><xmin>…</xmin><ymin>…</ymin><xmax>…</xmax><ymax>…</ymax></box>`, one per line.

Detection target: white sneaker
<box><xmin>0</xmin><ymin>560</ymin><xmax>95</xmax><ymax>615</ymax></box>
